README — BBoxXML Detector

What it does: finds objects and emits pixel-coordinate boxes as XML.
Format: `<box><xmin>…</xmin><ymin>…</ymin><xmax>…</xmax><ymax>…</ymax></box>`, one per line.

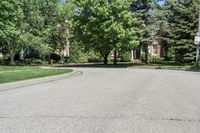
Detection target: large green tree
<box><xmin>50</xmin><ymin>0</ymin><xmax>75</xmax><ymax>60</ymax></box>
<box><xmin>73</xmin><ymin>0</ymin><xmax>139</xmax><ymax>64</ymax></box>
<box><xmin>154</xmin><ymin>3</ymin><xmax>172</xmax><ymax>60</ymax></box>
<box><xmin>130</xmin><ymin>0</ymin><xmax>154</xmax><ymax>63</ymax></box>
<box><xmin>21</xmin><ymin>0</ymin><xmax>54</xmax><ymax>59</ymax></box>
<box><xmin>165</xmin><ymin>0</ymin><xmax>199</xmax><ymax>64</ymax></box>
<box><xmin>0</xmin><ymin>0</ymin><xmax>77</xmax><ymax>64</ymax></box>
<box><xmin>0</xmin><ymin>0</ymin><xmax>24</xmax><ymax>64</ymax></box>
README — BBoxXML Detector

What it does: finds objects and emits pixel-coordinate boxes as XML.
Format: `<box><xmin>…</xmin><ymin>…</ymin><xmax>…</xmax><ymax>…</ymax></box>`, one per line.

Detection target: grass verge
<box><xmin>0</xmin><ymin>66</ymin><xmax>73</xmax><ymax>84</ymax></box>
<box><xmin>58</xmin><ymin>62</ymin><xmax>200</xmax><ymax>72</ymax></box>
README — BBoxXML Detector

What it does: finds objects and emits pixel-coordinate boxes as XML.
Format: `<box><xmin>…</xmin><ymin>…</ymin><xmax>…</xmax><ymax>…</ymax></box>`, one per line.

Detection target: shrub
<box><xmin>150</xmin><ymin>55</ymin><xmax>161</xmax><ymax>63</ymax></box>
<box><xmin>88</xmin><ymin>57</ymin><xmax>102</xmax><ymax>63</ymax></box>
<box><xmin>25</xmin><ymin>58</ymin><xmax>44</xmax><ymax>65</ymax></box>
<box><xmin>140</xmin><ymin>53</ymin><xmax>146</xmax><ymax>62</ymax></box>
<box><xmin>14</xmin><ymin>53</ymin><xmax>20</xmax><ymax>61</ymax></box>
<box><xmin>121</xmin><ymin>51</ymin><xmax>131</xmax><ymax>62</ymax></box>
<box><xmin>166</xmin><ymin>47</ymin><xmax>175</xmax><ymax>61</ymax></box>
<box><xmin>67</xmin><ymin>41</ymin><xmax>102</xmax><ymax>63</ymax></box>
<box><xmin>0</xmin><ymin>58</ymin><xmax>9</xmax><ymax>65</ymax></box>
<box><xmin>50</xmin><ymin>53</ymin><xmax>61</xmax><ymax>63</ymax></box>
<box><xmin>0</xmin><ymin>55</ymin><xmax>10</xmax><ymax>65</ymax></box>
<box><xmin>26</xmin><ymin>51</ymin><xmax>40</xmax><ymax>59</ymax></box>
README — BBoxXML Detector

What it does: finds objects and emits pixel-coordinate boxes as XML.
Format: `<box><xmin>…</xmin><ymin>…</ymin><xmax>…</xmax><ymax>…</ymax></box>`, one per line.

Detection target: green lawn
<box><xmin>0</xmin><ymin>66</ymin><xmax>73</xmax><ymax>84</ymax></box>
<box><xmin>60</xmin><ymin>62</ymin><xmax>200</xmax><ymax>72</ymax></box>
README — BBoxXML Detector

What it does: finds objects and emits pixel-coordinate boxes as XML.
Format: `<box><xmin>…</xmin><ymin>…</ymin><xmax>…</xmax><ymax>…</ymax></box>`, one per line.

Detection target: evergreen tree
<box><xmin>130</xmin><ymin>0</ymin><xmax>154</xmax><ymax>63</ymax></box>
<box><xmin>151</xmin><ymin>3</ymin><xmax>172</xmax><ymax>60</ymax></box>
<box><xmin>165</xmin><ymin>0</ymin><xmax>199</xmax><ymax>64</ymax></box>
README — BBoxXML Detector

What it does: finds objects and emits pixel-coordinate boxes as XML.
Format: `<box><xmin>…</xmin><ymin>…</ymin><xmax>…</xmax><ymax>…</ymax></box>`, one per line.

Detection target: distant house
<box><xmin>131</xmin><ymin>41</ymin><xmax>165</xmax><ymax>61</ymax></box>
<box><xmin>130</xmin><ymin>0</ymin><xmax>166</xmax><ymax>61</ymax></box>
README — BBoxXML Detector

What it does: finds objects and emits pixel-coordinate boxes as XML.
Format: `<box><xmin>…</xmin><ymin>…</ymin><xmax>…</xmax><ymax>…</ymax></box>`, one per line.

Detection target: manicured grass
<box><xmin>116</xmin><ymin>62</ymin><xmax>200</xmax><ymax>71</ymax></box>
<box><xmin>0</xmin><ymin>66</ymin><xmax>73</xmax><ymax>84</ymax></box>
<box><xmin>60</xmin><ymin>62</ymin><xmax>200</xmax><ymax>72</ymax></box>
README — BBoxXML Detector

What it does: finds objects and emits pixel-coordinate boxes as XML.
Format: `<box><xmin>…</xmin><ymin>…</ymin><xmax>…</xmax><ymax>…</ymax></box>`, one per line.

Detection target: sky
<box><xmin>156</xmin><ymin>0</ymin><xmax>165</xmax><ymax>5</ymax></box>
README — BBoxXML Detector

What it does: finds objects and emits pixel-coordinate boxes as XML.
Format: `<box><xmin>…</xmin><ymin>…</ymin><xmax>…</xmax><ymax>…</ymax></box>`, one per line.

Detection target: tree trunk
<box><xmin>104</xmin><ymin>58</ymin><xmax>108</xmax><ymax>64</ymax></box>
<box><xmin>145</xmin><ymin>45</ymin><xmax>150</xmax><ymax>64</ymax></box>
<box><xmin>100</xmin><ymin>51</ymin><xmax>109</xmax><ymax>65</ymax></box>
<box><xmin>164</xmin><ymin>45</ymin><xmax>169</xmax><ymax>61</ymax></box>
<box><xmin>103</xmin><ymin>55</ymin><xmax>108</xmax><ymax>64</ymax></box>
<box><xmin>103</xmin><ymin>53</ymin><xmax>109</xmax><ymax>65</ymax></box>
<box><xmin>10</xmin><ymin>49</ymin><xmax>15</xmax><ymax>65</ymax></box>
<box><xmin>113</xmin><ymin>50</ymin><xmax>117</xmax><ymax>65</ymax></box>
<box><xmin>19</xmin><ymin>48</ymin><xmax>24</xmax><ymax>60</ymax></box>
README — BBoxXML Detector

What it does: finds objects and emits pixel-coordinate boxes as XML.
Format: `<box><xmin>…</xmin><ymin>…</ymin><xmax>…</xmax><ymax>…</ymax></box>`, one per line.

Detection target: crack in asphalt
<box><xmin>0</xmin><ymin>115</ymin><xmax>199</xmax><ymax>123</ymax></box>
<box><xmin>151</xmin><ymin>117</ymin><xmax>200</xmax><ymax>122</ymax></box>
<box><xmin>0</xmin><ymin>115</ymin><xmax>120</xmax><ymax>120</ymax></box>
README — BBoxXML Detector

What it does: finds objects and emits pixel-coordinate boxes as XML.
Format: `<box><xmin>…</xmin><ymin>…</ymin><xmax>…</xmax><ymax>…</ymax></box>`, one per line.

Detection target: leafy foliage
<box><xmin>73</xmin><ymin>0</ymin><xmax>139</xmax><ymax>64</ymax></box>
<box><xmin>130</xmin><ymin>0</ymin><xmax>154</xmax><ymax>63</ymax></box>
<box><xmin>0</xmin><ymin>0</ymin><xmax>24</xmax><ymax>64</ymax></box>
<box><xmin>1</xmin><ymin>0</ymin><xmax>199</xmax><ymax>65</ymax></box>
<box><xmin>164</xmin><ymin>0</ymin><xmax>199</xmax><ymax>64</ymax></box>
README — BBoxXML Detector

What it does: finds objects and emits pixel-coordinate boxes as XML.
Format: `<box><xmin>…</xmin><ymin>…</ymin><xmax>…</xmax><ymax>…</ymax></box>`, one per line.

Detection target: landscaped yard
<box><xmin>60</xmin><ymin>62</ymin><xmax>200</xmax><ymax>72</ymax></box>
<box><xmin>0</xmin><ymin>66</ymin><xmax>73</xmax><ymax>84</ymax></box>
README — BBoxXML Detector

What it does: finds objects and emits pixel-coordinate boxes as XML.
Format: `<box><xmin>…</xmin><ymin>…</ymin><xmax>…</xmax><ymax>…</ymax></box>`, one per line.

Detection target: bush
<box><xmin>26</xmin><ymin>51</ymin><xmax>40</xmax><ymax>59</ymax></box>
<box><xmin>50</xmin><ymin>53</ymin><xmax>61</xmax><ymax>63</ymax></box>
<box><xmin>166</xmin><ymin>47</ymin><xmax>175</xmax><ymax>61</ymax></box>
<box><xmin>88</xmin><ymin>57</ymin><xmax>102</xmax><ymax>63</ymax></box>
<box><xmin>110</xmin><ymin>58</ymin><xmax>121</xmax><ymax>63</ymax></box>
<box><xmin>0</xmin><ymin>58</ymin><xmax>9</xmax><ymax>65</ymax></box>
<box><xmin>150</xmin><ymin>55</ymin><xmax>161</xmax><ymax>63</ymax></box>
<box><xmin>140</xmin><ymin>53</ymin><xmax>146</xmax><ymax>62</ymax></box>
<box><xmin>25</xmin><ymin>58</ymin><xmax>44</xmax><ymax>65</ymax></box>
<box><xmin>0</xmin><ymin>55</ymin><xmax>10</xmax><ymax>65</ymax></box>
<box><xmin>121</xmin><ymin>51</ymin><xmax>131</xmax><ymax>62</ymax></box>
<box><xmin>67</xmin><ymin>41</ymin><xmax>102</xmax><ymax>63</ymax></box>
<box><xmin>14</xmin><ymin>53</ymin><xmax>20</xmax><ymax>61</ymax></box>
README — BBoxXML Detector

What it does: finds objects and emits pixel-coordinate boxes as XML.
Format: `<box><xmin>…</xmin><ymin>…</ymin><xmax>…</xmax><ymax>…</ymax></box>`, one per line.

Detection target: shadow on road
<box><xmin>55</xmin><ymin>63</ymin><xmax>138</xmax><ymax>68</ymax></box>
<box><xmin>53</xmin><ymin>62</ymin><xmax>200</xmax><ymax>72</ymax></box>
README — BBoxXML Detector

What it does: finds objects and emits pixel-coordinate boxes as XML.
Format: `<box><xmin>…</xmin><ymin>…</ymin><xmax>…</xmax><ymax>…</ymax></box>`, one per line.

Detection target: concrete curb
<box><xmin>0</xmin><ymin>70</ymin><xmax>83</xmax><ymax>92</ymax></box>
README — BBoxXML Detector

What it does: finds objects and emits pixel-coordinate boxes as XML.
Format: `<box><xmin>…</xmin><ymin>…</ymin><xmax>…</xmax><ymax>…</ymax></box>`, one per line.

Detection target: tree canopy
<box><xmin>0</xmin><ymin>0</ymin><xmax>199</xmax><ymax>65</ymax></box>
<box><xmin>73</xmin><ymin>0</ymin><xmax>139</xmax><ymax>64</ymax></box>
<box><xmin>164</xmin><ymin>0</ymin><xmax>199</xmax><ymax>64</ymax></box>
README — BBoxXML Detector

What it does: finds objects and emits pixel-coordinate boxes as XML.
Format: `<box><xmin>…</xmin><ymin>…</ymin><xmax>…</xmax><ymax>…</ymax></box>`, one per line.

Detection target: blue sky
<box><xmin>59</xmin><ymin>0</ymin><xmax>65</xmax><ymax>4</ymax></box>
<box><xmin>156</xmin><ymin>0</ymin><xmax>165</xmax><ymax>5</ymax></box>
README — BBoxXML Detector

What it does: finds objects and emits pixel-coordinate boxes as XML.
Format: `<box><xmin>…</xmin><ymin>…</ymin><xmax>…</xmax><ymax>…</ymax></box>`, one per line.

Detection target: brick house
<box><xmin>131</xmin><ymin>41</ymin><xmax>165</xmax><ymax>61</ymax></box>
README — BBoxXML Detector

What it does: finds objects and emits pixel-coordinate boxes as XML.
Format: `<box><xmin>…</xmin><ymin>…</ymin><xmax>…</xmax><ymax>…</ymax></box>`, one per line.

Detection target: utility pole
<box><xmin>195</xmin><ymin>4</ymin><xmax>200</xmax><ymax>66</ymax></box>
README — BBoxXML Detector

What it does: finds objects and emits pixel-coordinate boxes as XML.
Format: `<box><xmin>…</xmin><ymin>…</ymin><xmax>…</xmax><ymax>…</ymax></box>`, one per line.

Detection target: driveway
<box><xmin>0</xmin><ymin>68</ymin><xmax>200</xmax><ymax>133</ymax></box>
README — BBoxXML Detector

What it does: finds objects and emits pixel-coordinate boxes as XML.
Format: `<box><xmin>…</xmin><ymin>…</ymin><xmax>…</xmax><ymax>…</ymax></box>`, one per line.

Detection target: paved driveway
<box><xmin>0</xmin><ymin>68</ymin><xmax>200</xmax><ymax>133</ymax></box>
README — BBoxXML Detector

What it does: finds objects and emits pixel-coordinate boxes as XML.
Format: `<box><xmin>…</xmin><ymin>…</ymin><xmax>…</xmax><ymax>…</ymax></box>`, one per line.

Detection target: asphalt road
<box><xmin>0</xmin><ymin>68</ymin><xmax>200</xmax><ymax>133</ymax></box>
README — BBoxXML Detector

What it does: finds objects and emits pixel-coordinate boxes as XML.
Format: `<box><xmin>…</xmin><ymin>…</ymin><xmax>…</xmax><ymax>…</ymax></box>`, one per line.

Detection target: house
<box><xmin>131</xmin><ymin>41</ymin><xmax>165</xmax><ymax>61</ymax></box>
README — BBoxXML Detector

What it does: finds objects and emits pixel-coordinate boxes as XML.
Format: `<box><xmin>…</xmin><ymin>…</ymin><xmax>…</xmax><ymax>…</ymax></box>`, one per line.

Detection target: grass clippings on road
<box><xmin>0</xmin><ymin>66</ymin><xmax>73</xmax><ymax>84</ymax></box>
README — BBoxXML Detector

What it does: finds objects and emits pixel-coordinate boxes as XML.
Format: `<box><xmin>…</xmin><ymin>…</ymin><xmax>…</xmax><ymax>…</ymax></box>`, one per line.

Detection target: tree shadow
<box><xmin>55</xmin><ymin>62</ymin><xmax>139</xmax><ymax>68</ymax></box>
<box><xmin>53</xmin><ymin>62</ymin><xmax>200</xmax><ymax>72</ymax></box>
<box><xmin>186</xmin><ymin>66</ymin><xmax>200</xmax><ymax>72</ymax></box>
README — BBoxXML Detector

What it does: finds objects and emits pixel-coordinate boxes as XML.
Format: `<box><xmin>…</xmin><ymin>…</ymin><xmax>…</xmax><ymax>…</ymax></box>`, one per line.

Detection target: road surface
<box><xmin>0</xmin><ymin>68</ymin><xmax>200</xmax><ymax>133</ymax></box>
